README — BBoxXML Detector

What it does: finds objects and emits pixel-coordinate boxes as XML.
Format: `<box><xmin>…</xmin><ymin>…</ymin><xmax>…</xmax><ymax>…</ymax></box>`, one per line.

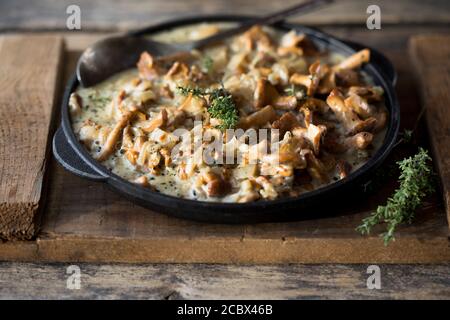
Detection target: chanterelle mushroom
<box><xmin>278</xmin><ymin>31</ymin><xmax>305</xmax><ymax>56</ymax></box>
<box><xmin>142</xmin><ymin>108</ymin><xmax>168</xmax><ymax>132</ymax></box>
<box><xmin>326</xmin><ymin>89</ymin><xmax>377</xmax><ymax>135</ymax></box>
<box><xmin>137</xmin><ymin>52</ymin><xmax>160</xmax><ymax>80</ymax></box>
<box><xmin>333</xmin><ymin>49</ymin><xmax>370</xmax><ymax>71</ymax></box>
<box><xmin>277</xmin><ymin>30</ymin><xmax>318</xmax><ymax>56</ymax></box>
<box><xmin>290</xmin><ymin>60</ymin><xmax>328</xmax><ymax>96</ymax></box>
<box><xmin>272</xmin><ymin>112</ymin><xmax>301</xmax><ymax>136</ymax></box>
<box><xmin>292</xmin><ymin>124</ymin><xmax>327</xmax><ymax>155</ymax></box>
<box><xmin>240</xmin><ymin>25</ymin><xmax>273</xmax><ymax>52</ymax></box>
<box><xmin>253</xmin><ymin>79</ymin><xmax>297</xmax><ymax>110</ymax></box>
<box><xmin>253</xmin><ymin>79</ymin><xmax>272</xmax><ymax>109</ymax></box>
<box><xmin>200</xmin><ymin>171</ymin><xmax>231</xmax><ymax>197</ymax></box>
<box><xmin>165</xmin><ymin>61</ymin><xmax>189</xmax><ymax>80</ymax></box>
<box><xmin>348</xmin><ymin>86</ymin><xmax>384</xmax><ymax>102</ymax></box>
<box><xmin>347</xmin><ymin>132</ymin><xmax>373</xmax><ymax>150</ymax></box>
<box><xmin>304</xmin><ymin>150</ymin><xmax>329</xmax><ymax>182</ymax></box>
<box><xmin>344</xmin><ymin>93</ymin><xmax>375</xmax><ymax>119</ymax></box>
<box><xmin>335</xmin><ymin>69</ymin><xmax>360</xmax><ymax>87</ymax></box>
<box><xmin>96</xmin><ymin>107</ymin><xmax>138</xmax><ymax>161</ymax></box>
<box><xmin>238</xmin><ymin>105</ymin><xmax>278</xmax><ymax>129</ymax></box>
<box><xmin>69</xmin><ymin>93</ymin><xmax>82</xmax><ymax>116</ymax></box>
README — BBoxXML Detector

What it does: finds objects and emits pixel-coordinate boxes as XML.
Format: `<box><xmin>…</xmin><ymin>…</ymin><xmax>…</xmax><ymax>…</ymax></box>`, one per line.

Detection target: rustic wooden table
<box><xmin>0</xmin><ymin>0</ymin><xmax>449</xmax><ymax>299</ymax></box>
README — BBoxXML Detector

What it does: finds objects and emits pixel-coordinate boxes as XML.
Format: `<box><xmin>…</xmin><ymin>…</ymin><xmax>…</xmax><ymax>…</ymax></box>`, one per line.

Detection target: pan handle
<box><xmin>52</xmin><ymin>127</ymin><xmax>107</xmax><ymax>181</ymax></box>
<box><xmin>341</xmin><ymin>39</ymin><xmax>397</xmax><ymax>86</ymax></box>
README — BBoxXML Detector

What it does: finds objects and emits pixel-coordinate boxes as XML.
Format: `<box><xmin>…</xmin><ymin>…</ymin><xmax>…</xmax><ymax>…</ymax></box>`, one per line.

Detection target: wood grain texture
<box><xmin>0</xmin><ymin>262</ymin><xmax>449</xmax><ymax>299</ymax></box>
<box><xmin>0</xmin><ymin>0</ymin><xmax>449</xmax><ymax>32</ymax></box>
<box><xmin>0</xmin><ymin>2</ymin><xmax>449</xmax><ymax>300</ymax></box>
<box><xmin>1</xmin><ymin>28</ymin><xmax>450</xmax><ymax>263</ymax></box>
<box><xmin>21</xmin><ymin>28</ymin><xmax>449</xmax><ymax>263</ymax></box>
<box><xmin>0</xmin><ymin>35</ymin><xmax>64</xmax><ymax>240</ymax></box>
<box><xmin>409</xmin><ymin>35</ymin><xmax>450</xmax><ymax>229</ymax></box>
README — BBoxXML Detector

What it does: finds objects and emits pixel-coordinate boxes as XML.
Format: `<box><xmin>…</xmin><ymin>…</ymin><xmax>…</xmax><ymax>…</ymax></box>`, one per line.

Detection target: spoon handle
<box><xmin>190</xmin><ymin>0</ymin><xmax>333</xmax><ymax>50</ymax></box>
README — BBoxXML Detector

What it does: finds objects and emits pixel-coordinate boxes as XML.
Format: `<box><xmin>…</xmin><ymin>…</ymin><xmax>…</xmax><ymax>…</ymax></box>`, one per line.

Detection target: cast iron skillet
<box><xmin>53</xmin><ymin>15</ymin><xmax>400</xmax><ymax>223</ymax></box>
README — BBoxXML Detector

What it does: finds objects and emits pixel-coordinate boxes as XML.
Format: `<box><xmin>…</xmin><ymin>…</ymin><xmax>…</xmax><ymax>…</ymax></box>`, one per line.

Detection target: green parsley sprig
<box><xmin>356</xmin><ymin>147</ymin><xmax>435</xmax><ymax>245</ymax></box>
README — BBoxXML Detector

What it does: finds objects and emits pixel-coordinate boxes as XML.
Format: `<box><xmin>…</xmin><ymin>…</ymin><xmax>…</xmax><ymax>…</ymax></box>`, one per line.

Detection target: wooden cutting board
<box><xmin>409</xmin><ymin>35</ymin><xmax>450</xmax><ymax>226</ymax></box>
<box><xmin>0</xmin><ymin>35</ymin><xmax>63</xmax><ymax>240</ymax></box>
<box><xmin>0</xmin><ymin>32</ymin><xmax>449</xmax><ymax>263</ymax></box>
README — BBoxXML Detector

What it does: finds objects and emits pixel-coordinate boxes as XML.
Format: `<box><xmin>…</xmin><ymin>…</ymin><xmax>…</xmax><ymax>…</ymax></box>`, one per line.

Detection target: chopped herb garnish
<box><xmin>356</xmin><ymin>148</ymin><xmax>435</xmax><ymax>245</ymax></box>
<box><xmin>208</xmin><ymin>88</ymin><xmax>239</xmax><ymax>130</ymax></box>
<box><xmin>284</xmin><ymin>85</ymin><xmax>296</xmax><ymax>96</ymax></box>
<box><xmin>177</xmin><ymin>86</ymin><xmax>239</xmax><ymax>130</ymax></box>
<box><xmin>87</xmin><ymin>91</ymin><xmax>111</xmax><ymax>108</ymax></box>
<box><xmin>201</xmin><ymin>55</ymin><xmax>214</xmax><ymax>74</ymax></box>
<box><xmin>176</xmin><ymin>86</ymin><xmax>207</xmax><ymax>97</ymax></box>
<box><xmin>284</xmin><ymin>84</ymin><xmax>306</xmax><ymax>100</ymax></box>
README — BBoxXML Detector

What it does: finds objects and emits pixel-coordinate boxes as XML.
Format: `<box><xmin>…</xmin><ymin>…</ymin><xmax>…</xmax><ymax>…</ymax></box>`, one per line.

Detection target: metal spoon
<box><xmin>77</xmin><ymin>0</ymin><xmax>333</xmax><ymax>87</ymax></box>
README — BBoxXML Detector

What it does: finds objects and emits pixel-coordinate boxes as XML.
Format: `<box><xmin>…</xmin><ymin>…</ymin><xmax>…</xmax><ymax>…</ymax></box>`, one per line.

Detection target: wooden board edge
<box><xmin>408</xmin><ymin>34</ymin><xmax>450</xmax><ymax>230</ymax></box>
<box><xmin>0</xmin><ymin>35</ymin><xmax>65</xmax><ymax>240</ymax></box>
<box><xmin>1</xmin><ymin>236</ymin><xmax>449</xmax><ymax>264</ymax></box>
<box><xmin>33</xmin><ymin>36</ymin><xmax>66</xmax><ymax>237</ymax></box>
<box><xmin>0</xmin><ymin>241</ymin><xmax>39</xmax><ymax>261</ymax></box>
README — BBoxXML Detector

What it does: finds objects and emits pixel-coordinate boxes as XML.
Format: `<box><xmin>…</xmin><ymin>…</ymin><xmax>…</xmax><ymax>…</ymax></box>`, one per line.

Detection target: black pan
<box><xmin>53</xmin><ymin>15</ymin><xmax>400</xmax><ymax>223</ymax></box>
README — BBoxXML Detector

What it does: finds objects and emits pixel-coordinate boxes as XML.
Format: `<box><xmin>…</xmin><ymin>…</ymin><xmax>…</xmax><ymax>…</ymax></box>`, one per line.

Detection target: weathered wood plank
<box><xmin>0</xmin><ymin>35</ymin><xmax>64</xmax><ymax>240</ymax></box>
<box><xmin>0</xmin><ymin>0</ymin><xmax>449</xmax><ymax>32</ymax></box>
<box><xmin>2</xmin><ymin>27</ymin><xmax>450</xmax><ymax>263</ymax></box>
<box><xmin>29</xmin><ymin>233</ymin><xmax>450</xmax><ymax>263</ymax></box>
<box><xmin>409</xmin><ymin>35</ymin><xmax>450</xmax><ymax>228</ymax></box>
<box><xmin>0</xmin><ymin>242</ymin><xmax>38</xmax><ymax>261</ymax></box>
<box><xmin>0</xmin><ymin>262</ymin><xmax>449</xmax><ymax>299</ymax></box>
<box><xmin>24</xmin><ymin>27</ymin><xmax>448</xmax><ymax>264</ymax></box>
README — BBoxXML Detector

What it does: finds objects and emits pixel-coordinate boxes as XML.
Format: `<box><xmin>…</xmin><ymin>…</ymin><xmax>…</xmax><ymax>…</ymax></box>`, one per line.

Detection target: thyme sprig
<box><xmin>176</xmin><ymin>86</ymin><xmax>207</xmax><ymax>97</ymax></box>
<box><xmin>208</xmin><ymin>88</ymin><xmax>239</xmax><ymax>130</ymax></box>
<box><xmin>356</xmin><ymin>147</ymin><xmax>435</xmax><ymax>245</ymax></box>
<box><xmin>177</xmin><ymin>86</ymin><xmax>238</xmax><ymax>130</ymax></box>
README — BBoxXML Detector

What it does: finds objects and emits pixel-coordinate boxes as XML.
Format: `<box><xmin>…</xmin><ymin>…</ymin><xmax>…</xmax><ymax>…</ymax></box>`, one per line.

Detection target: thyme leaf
<box><xmin>401</xmin><ymin>129</ymin><xmax>414</xmax><ymax>143</ymax></box>
<box><xmin>176</xmin><ymin>86</ymin><xmax>207</xmax><ymax>97</ymax></box>
<box><xmin>201</xmin><ymin>55</ymin><xmax>214</xmax><ymax>74</ymax></box>
<box><xmin>207</xmin><ymin>88</ymin><xmax>239</xmax><ymax>130</ymax></box>
<box><xmin>177</xmin><ymin>86</ymin><xmax>238</xmax><ymax>130</ymax></box>
<box><xmin>356</xmin><ymin>148</ymin><xmax>435</xmax><ymax>245</ymax></box>
<box><xmin>87</xmin><ymin>91</ymin><xmax>111</xmax><ymax>108</ymax></box>
<box><xmin>284</xmin><ymin>84</ymin><xmax>306</xmax><ymax>100</ymax></box>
